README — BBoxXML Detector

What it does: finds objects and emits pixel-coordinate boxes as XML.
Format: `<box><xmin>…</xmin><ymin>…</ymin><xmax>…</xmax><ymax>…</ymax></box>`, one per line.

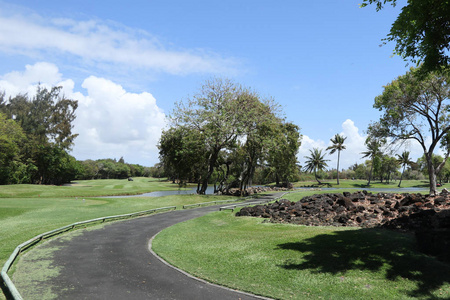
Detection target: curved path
<box><xmin>21</xmin><ymin>195</ymin><xmax>280</xmax><ymax>299</ymax></box>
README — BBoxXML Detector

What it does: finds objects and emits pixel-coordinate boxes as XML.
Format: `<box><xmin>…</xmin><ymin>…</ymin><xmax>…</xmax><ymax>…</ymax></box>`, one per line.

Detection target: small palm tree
<box><xmin>304</xmin><ymin>148</ymin><xmax>329</xmax><ymax>184</ymax></box>
<box><xmin>361</xmin><ymin>139</ymin><xmax>382</xmax><ymax>186</ymax></box>
<box><xmin>396</xmin><ymin>151</ymin><xmax>414</xmax><ymax>187</ymax></box>
<box><xmin>326</xmin><ymin>134</ymin><xmax>347</xmax><ymax>185</ymax></box>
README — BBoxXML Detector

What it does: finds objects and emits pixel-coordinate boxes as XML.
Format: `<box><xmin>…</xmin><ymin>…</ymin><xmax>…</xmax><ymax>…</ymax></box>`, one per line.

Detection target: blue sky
<box><xmin>0</xmin><ymin>0</ymin><xmax>420</xmax><ymax>169</ymax></box>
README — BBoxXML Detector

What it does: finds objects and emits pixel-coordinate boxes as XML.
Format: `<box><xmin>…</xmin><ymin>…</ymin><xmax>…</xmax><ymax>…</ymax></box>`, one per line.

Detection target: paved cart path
<box><xmin>18</xmin><ymin>194</ymin><xmax>281</xmax><ymax>300</ymax></box>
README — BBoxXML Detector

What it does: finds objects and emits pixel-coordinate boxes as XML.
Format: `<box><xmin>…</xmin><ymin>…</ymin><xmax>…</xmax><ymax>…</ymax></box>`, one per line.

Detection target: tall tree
<box><xmin>0</xmin><ymin>112</ymin><xmax>27</xmax><ymax>184</ymax></box>
<box><xmin>162</xmin><ymin>78</ymin><xmax>300</xmax><ymax>194</ymax></box>
<box><xmin>1</xmin><ymin>86</ymin><xmax>78</xmax><ymax>150</ymax></box>
<box><xmin>267</xmin><ymin>122</ymin><xmax>301</xmax><ymax>187</ymax></box>
<box><xmin>326</xmin><ymin>134</ymin><xmax>347</xmax><ymax>185</ymax></box>
<box><xmin>0</xmin><ymin>86</ymin><xmax>79</xmax><ymax>185</ymax></box>
<box><xmin>304</xmin><ymin>148</ymin><xmax>329</xmax><ymax>185</ymax></box>
<box><xmin>158</xmin><ymin>126</ymin><xmax>207</xmax><ymax>186</ymax></box>
<box><xmin>368</xmin><ymin>68</ymin><xmax>450</xmax><ymax>194</ymax></box>
<box><xmin>396</xmin><ymin>151</ymin><xmax>414</xmax><ymax>187</ymax></box>
<box><xmin>169</xmin><ymin>78</ymin><xmax>245</xmax><ymax>194</ymax></box>
<box><xmin>361</xmin><ymin>0</ymin><xmax>450</xmax><ymax>73</ymax></box>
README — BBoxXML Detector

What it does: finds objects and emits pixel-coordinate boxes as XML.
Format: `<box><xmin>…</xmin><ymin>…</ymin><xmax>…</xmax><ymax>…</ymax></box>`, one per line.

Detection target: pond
<box><xmin>104</xmin><ymin>186</ymin><xmax>216</xmax><ymax>198</ymax></box>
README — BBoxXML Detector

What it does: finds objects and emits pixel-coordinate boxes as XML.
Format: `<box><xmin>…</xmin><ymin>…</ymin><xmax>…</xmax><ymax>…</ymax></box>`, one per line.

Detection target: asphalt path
<box><xmin>33</xmin><ymin>195</ymin><xmax>281</xmax><ymax>300</ymax></box>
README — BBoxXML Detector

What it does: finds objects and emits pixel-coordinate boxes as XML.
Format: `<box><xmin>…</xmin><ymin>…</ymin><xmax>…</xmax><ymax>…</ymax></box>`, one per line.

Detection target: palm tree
<box><xmin>361</xmin><ymin>139</ymin><xmax>382</xmax><ymax>186</ymax></box>
<box><xmin>396</xmin><ymin>151</ymin><xmax>414</xmax><ymax>187</ymax></box>
<box><xmin>326</xmin><ymin>134</ymin><xmax>347</xmax><ymax>185</ymax></box>
<box><xmin>304</xmin><ymin>148</ymin><xmax>329</xmax><ymax>185</ymax></box>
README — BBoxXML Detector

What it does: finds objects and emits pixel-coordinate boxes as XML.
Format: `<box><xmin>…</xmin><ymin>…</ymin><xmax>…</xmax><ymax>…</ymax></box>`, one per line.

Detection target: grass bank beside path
<box><xmin>0</xmin><ymin>178</ymin><xmax>236</xmax><ymax>299</ymax></box>
<box><xmin>153</xmin><ymin>189</ymin><xmax>450</xmax><ymax>300</ymax></box>
<box><xmin>294</xmin><ymin>179</ymin><xmax>433</xmax><ymax>190</ymax></box>
<box><xmin>0</xmin><ymin>177</ymin><xmax>190</xmax><ymax>198</ymax></box>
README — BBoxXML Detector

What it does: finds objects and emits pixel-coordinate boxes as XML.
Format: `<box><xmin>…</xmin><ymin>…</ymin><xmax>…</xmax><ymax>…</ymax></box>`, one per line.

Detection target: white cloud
<box><xmin>298</xmin><ymin>135</ymin><xmax>327</xmax><ymax>168</ymax></box>
<box><xmin>298</xmin><ymin>119</ymin><xmax>367</xmax><ymax>170</ymax></box>
<box><xmin>0</xmin><ymin>12</ymin><xmax>239</xmax><ymax>75</ymax></box>
<box><xmin>0</xmin><ymin>62</ymin><xmax>63</xmax><ymax>96</ymax></box>
<box><xmin>298</xmin><ymin>119</ymin><xmax>434</xmax><ymax>172</ymax></box>
<box><xmin>0</xmin><ymin>62</ymin><xmax>166</xmax><ymax>166</ymax></box>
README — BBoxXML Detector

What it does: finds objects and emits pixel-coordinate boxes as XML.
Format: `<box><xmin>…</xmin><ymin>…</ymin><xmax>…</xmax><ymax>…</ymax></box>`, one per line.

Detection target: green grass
<box><xmin>0</xmin><ymin>177</ymin><xmax>192</xmax><ymax>198</ymax></box>
<box><xmin>153</xmin><ymin>201</ymin><xmax>450</xmax><ymax>299</ymax></box>
<box><xmin>2</xmin><ymin>180</ymin><xmax>447</xmax><ymax>299</ymax></box>
<box><xmin>293</xmin><ymin>179</ymin><xmax>433</xmax><ymax>190</ymax></box>
<box><xmin>0</xmin><ymin>178</ymin><xmax>236</xmax><ymax>299</ymax></box>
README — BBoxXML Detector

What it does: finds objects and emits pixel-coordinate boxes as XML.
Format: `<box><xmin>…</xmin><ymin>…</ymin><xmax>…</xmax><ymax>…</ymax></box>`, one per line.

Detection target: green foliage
<box><xmin>0</xmin><ymin>112</ymin><xmax>26</xmax><ymax>184</ymax></box>
<box><xmin>77</xmin><ymin>158</ymin><xmax>149</xmax><ymax>180</ymax></box>
<box><xmin>159</xmin><ymin>78</ymin><xmax>301</xmax><ymax>194</ymax></box>
<box><xmin>361</xmin><ymin>138</ymin><xmax>385</xmax><ymax>185</ymax></box>
<box><xmin>303</xmin><ymin>148</ymin><xmax>329</xmax><ymax>184</ymax></box>
<box><xmin>0</xmin><ymin>86</ymin><xmax>79</xmax><ymax>185</ymax></box>
<box><xmin>327</xmin><ymin>134</ymin><xmax>347</xmax><ymax>185</ymax></box>
<box><xmin>362</xmin><ymin>0</ymin><xmax>450</xmax><ymax>73</ymax></box>
<box><xmin>397</xmin><ymin>151</ymin><xmax>414</xmax><ymax>187</ymax></box>
<box><xmin>266</xmin><ymin>122</ymin><xmax>302</xmax><ymax>186</ymax></box>
<box><xmin>369</xmin><ymin>68</ymin><xmax>450</xmax><ymax>193</ymax></box>
<box><xmin>1</xmin><ymin>86</ymin><xmax>78</xmax><ymax>150</ymax></box>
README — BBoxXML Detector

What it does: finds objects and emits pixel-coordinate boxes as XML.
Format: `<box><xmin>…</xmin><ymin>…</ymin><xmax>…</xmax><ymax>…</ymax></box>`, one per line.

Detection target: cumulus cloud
<box><xmin>0</xmin><ymin>62</ymin><xmax>166</xmax><ymax>166</ymax></box>
<box><xmin>0</xmin><ymin>11</ymin><xmax>239</xmax><ymax>75</ymax></box>
<box><xmin>298</xmin><ymin>119</ymin><xmax>367</xmax><ymax>170</ymax></box>
<box><xmin>298</xmin><ymin>119</ymin><xmax>432</xmax><ymax>172</ymax></box>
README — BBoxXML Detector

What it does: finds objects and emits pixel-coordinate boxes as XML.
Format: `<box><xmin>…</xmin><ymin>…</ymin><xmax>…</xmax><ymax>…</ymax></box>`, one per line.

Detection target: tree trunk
<box><xmin>367</xmin><ymin>160</ymin><xmax>373</xmax><ymax>186</ymax></box>
<box><xmin>199</xmin><ymin>150</ymin><xmax>219</xmax><ymax>195</ymax></box>
<box><xmin>314</xmin><ymin>168</ymin><xmax>322</xmax><ymax>185</ymax></box>
<box><xmin>398</xmin><ymin>165</ymin><xmax>405</xmax><ymax>187</ymax></box>
<box><xmin>426</xmin><ymin>154</ymin><xmax>437</xmax><ymax>195</ymax></box>
<box><xmin>336</xmin><ymin>151</ymin><xmax>340</xmax><ymax>185</ymax></box>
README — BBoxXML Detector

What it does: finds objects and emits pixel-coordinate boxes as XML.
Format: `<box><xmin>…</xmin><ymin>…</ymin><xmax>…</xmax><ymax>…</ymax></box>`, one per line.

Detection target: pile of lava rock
<box><xmin>236</xmin><ymin>189</ymin><xmax>450</xmax><ymax>262</ymax></box>
<box><xmin>218</xmin><ymin>185</ymin><xmax>293</xmax><ymax>196</ymax></box>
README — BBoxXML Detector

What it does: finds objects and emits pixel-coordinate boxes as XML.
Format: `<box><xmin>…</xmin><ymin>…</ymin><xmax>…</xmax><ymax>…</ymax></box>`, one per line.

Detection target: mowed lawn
<box><xmin>2</xmin><ymin>180</ymin><xmax>449</xmax><ymax>299</ymax></box>
<box><xmin>153</xmin><ymin>190</ymin><xmax>450</xmax><ymax>300</ymax></box>
<box><xmin>0</xmin><ymin>177</ymin><xmax>235</xmax><ymax>299</ymax></box>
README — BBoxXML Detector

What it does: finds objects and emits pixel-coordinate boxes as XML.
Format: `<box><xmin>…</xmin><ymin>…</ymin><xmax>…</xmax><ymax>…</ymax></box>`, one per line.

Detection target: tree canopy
<box><xmin>0</xmin><ymin>86</ymin><xmax>79</xmax><ymax>185</ymax></box>
<box><xmin>361</xmin><ymin>0</ymin><xmax>450</xmax><ymax>73</ymax></box>
<box><xmin>159</xmin><ymin>78</ymin><xmax>301</xmax><ymax>195</ymax></box>
<box><xmin>304</xmin><ymin>148</ymin><xmax>329</xmax><ymax>185</ymax></box>
<box><xmin>368</xmin><ymin>67</ymin><xmax>450</xmax><ymax>193</ymax></box>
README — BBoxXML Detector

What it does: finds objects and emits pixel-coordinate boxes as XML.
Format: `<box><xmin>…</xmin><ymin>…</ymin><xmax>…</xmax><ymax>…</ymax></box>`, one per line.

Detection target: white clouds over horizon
<box><xmin>0</xmin><ymin>62</ymin><xmax>166</xmax><ymax>165</ymax></box>
<box><xmin>0</xmin><ymin>10</ymin><xmax>239</xmax><ymax>75</ymax></box>
<box><xmin>0</xmin><ymin>63</ymin><xmax>432</xmax><ymax>168</ymax></box>
<box><xmin>298</xmin><ymin>119</ymin><xmax>430</xmax><ymax>171</ymax></box>
<box><xmin>298</xmin><ymin>119</ymin><xmax>367</xmax><ymax>170</ymax></box>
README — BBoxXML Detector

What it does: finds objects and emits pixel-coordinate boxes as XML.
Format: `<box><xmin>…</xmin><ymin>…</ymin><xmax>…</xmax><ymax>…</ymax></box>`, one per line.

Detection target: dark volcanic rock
<box><xmin>236</xmin><ymin>191</ymin><xmax>450</xmax><ymax>229</ymax></box>
<box><xmin>236</xmin><ymin>190</ymin><xmax>450</xmax><ymax>262</ymax></box>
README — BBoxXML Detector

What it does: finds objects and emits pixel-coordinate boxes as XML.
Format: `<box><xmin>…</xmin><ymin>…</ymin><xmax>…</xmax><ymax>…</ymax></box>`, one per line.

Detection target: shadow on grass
<box><xmin>277</xmin><ymin>228</ymin><xmax>450</xmax><ymax>298</ymax></box>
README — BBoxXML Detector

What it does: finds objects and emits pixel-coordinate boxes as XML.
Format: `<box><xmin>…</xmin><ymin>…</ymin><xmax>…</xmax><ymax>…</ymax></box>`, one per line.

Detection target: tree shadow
<box><xmin>277</xmin><ymin>228</ymin><xmax>450</xmax><ymax>298</ymax></box>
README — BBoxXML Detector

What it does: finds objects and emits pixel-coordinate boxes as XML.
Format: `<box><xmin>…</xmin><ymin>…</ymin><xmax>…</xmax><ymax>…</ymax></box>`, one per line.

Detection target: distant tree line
<box><xmin>77</xmin><ymin>157</ymin><xmax>154</xmax><ymax>180</ymax></box>
<box><xmin>0</xmin><ymin>87</ymin><xmax>155</xmax><ymax>185</ymax></box>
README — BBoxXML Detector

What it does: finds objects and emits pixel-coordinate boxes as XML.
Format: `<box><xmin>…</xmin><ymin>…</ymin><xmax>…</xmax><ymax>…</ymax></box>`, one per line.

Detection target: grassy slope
<box><xmin>0</xmin><ymin>177</ymin><xmax>189</xmax><ymax>198</ymax></box>
<box><xmin>0</xmin><ymin>178</ymin><xmax>234</xmax><ymax>295</ymax></box>
<box><xmin>153</xmin><ymin>189</ymin><xmax>450</xmax><ymax>300</ymax></box>
<box><xmin>293</xmin><ymin>179</ymin><xmax>432</xmax><ymax>190</ymax></box>
<box><xmin>2</xmin><ymin>180</ymin><xmax>447</xmax><ymax>299</ymax></box>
